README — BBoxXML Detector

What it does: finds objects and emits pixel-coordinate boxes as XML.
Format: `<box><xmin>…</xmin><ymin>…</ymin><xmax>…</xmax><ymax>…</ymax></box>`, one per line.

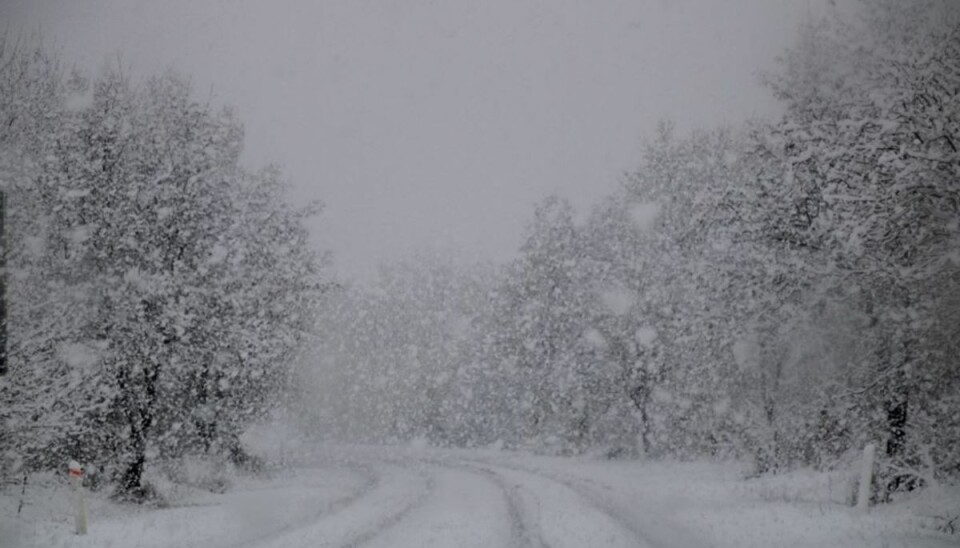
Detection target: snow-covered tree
<box><xmin>0</xmin><ymin>48</ymin><xmax>327</xmax><ymax>499</ymax></box>
<box><xmin>481</xmin><ymin>196</ymin><xmax>605</xmax><ymax>453</ymax></box>
<box><xmin>749</xmin><ymin>0</ymin><xmax>960</xmax><ymax>486</ymax></box>
<box><xmin>580</xmin><ymin>125</ymin><xmax>759</xmax><ymax>458</ymax></box>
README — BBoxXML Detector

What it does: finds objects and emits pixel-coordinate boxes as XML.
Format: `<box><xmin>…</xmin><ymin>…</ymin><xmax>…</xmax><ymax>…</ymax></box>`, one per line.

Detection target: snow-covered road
<box><xmin>7</xmin><ymin>444</ymin><xmax>958</xmax><ymax>548</ymax></box>
<box><xmin>255</xmin><ymin>447</ymin><xmax>654</xmax><ymax>548</ymax></box>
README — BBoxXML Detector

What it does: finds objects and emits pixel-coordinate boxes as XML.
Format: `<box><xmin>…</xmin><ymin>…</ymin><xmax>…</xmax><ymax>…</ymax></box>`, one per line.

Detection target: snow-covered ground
<box><xmin>3</xmin><ymin>444</ymin><xmax>958</xmax><ymax>548</ymax></box>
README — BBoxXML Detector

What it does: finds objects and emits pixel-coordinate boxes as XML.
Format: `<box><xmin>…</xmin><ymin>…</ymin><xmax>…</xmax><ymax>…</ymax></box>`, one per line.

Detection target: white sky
<box><xmin>3</xmin><ymin>0</ymin><xmax>815</xmax><ymax>282</ymax></box>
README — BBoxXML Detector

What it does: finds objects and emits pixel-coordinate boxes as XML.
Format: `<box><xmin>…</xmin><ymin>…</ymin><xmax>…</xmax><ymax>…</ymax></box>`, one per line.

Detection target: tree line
<box><xmin>302</xmin><ymin>0</ymin><xmax>960</xmax><ymax>500</ymax></box>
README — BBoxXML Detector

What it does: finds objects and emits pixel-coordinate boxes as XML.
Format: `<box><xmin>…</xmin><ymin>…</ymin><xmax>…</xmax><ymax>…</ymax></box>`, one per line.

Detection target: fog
<box><xmin>2</xmin><ymin>0</ymin><xmax>812</xmax><ymax>281</ymax></box>
<box><xmin>4</xmin><ymin>1</ymin><xmax>958</xmax><ymax>544</ymax></box>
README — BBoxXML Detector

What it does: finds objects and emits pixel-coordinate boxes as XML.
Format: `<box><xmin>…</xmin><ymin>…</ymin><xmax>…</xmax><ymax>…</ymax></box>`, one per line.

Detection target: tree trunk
<box><xmin>881</xmin><ymin>330</ymin><xmax>918</xmax><ymax>499</ymax></box>
<box><xmin>885</xmin><ymin>389</ymin><xmax>908</xmax><ymax>459</ymax></box>
<box><xmin>0</xmin><ymin>190</ymin><xmax>6</xmax><ymax>376</ymax></box>
<box><xmin>884</xmin><ymin>368</ymin><xmax>911</xmax><ymax>497</ymax></box>
<box><xmin>117</xmin><ymin>437</ymin><xmax>146</xmax><ymax>498</ymax></box>
<box><xmin>114</xmin><ymin>360</ymin><xmax>160</xmax><ymax>502</ymax></box>
<box><xmin>630</xmin><ymin>380</ymin><xmax>651</xmax><ymax>456</ymax></box>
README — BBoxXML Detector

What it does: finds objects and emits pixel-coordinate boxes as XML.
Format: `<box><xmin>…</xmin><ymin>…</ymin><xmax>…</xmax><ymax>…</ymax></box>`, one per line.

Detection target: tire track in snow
<box><xmin>350</xmin><ymin>461</ymin><xmax>525</xmax><ymax>548</ymax></box>
<box><xmin>397</xmin><ymin>455</ymin><xmax>549</xmax><ymax>548</ymax></box>
<box><xmin>465</xmin><ymin>464</ymin><xmax>550</xmax><ymax>548</ymax></box>
<box><xmin>465</xmin><ymin>458</ymin><xmax>705</xmax><ymax>548</ymax></box>
<box><xmin>250</xmin><ymin>461</ymin><xmax>435</xmax><ymax>548</ymax></box>
<box><xmin>464</xmin><ymin>459</ymin><xmax>651</xmax><ymax>548</ymax></box>
<box><xmin>338</xmin><ymin>462</ymin><xmax>436</xmax><ymax>548</ymax></box>
<box><xmin>234</xmin><ymin>463</ymin><xmax>379</xmax><ymax>548</ymax></box>
<box><xmin>269</xmin><ymin>447</ymin><xmax>665</xmax><ymax>547</ymax></box>
<box><xmin>251</xmin><ymin>447</ymin><xmax>435</xmax><ymax>548</ymax></box>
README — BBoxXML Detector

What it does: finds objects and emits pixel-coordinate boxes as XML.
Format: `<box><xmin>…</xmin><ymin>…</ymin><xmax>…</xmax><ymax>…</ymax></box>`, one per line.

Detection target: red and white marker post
<box><xmin>68</xmin><ymin>460</ymin><xmax>88</xmax><ymax>535</ymax></box>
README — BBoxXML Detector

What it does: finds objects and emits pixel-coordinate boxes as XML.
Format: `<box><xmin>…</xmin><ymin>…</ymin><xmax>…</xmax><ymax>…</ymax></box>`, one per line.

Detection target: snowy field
<box><xmin>2</xmin><ymin>444</ymin><xmax>958</xmax><ymax>548</ymax></box>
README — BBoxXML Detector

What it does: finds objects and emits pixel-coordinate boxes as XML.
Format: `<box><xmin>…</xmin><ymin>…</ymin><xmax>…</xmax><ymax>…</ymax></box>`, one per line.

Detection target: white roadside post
<box><xmin>856</xmin><ymin>443</ymin><xmax>876</xmax><ymax>513</ymax></box>
<box><xmin>68</xmin><ymin>460</ymin><xmax>88</xmax><ymax>535</ymax></box>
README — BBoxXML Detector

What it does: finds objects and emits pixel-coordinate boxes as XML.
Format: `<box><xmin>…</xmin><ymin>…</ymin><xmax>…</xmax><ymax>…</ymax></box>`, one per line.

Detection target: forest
<box><xmin>1</xmin><ymin>0</ymin><xmax>958</xmax><ymax>508</ymax></box>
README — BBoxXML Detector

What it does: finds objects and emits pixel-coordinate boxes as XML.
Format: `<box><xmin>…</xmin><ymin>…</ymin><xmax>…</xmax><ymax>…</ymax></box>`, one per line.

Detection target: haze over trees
<box><xmin>303</xmin><ymin>0</ymin><xmax>960</xmax><ymax>500</ymax></box>
<box><xmin>0</xmin><ymin>0</ymin><xmax>957</xmax><ymax>508</ymax></box>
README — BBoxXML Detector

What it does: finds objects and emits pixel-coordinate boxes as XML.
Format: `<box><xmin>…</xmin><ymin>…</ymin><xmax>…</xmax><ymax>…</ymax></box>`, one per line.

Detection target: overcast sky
<box><xmin>3</xmin><ymin>0</ymin><xmax>816</xmax><ymax>282</ymax></box>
